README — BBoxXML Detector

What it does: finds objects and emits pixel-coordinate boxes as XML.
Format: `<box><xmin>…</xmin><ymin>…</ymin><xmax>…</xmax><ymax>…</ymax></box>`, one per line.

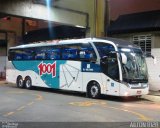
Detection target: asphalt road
<box><xmin>0</xmin><ymin>83</ymin><xmax>160</xmax><ymax>128</ymax></box>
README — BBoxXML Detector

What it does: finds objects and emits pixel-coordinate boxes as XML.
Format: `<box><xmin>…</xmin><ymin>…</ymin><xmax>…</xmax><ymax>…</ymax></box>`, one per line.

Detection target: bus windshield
<box><xmin>119</xmin><ymin>47</ymin><xmax>148</xmax><ymax>83</ymax></box>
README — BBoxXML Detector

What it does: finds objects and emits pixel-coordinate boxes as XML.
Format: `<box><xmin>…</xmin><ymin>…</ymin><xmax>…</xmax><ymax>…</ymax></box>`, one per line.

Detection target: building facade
<box><xmin>108</xmin><ymin>10</ymin><xmax>160</xmax><ymax>91</ymax></box>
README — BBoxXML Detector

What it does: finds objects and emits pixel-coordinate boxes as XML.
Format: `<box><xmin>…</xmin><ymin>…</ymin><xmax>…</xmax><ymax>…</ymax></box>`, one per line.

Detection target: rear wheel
<box><xmin>16</xmin><ymin>76</ymin><xmax>24</xmax><ymax>88</ymax></box>
<box><xmin>24</xmin><ymin>76</ymin><xmax>32</xmax><ymax>89</ymax></box>
<box><xmin>87</xmin><ymin>81</ymin><xmax>101</xmax><ymax>99</ymax></box>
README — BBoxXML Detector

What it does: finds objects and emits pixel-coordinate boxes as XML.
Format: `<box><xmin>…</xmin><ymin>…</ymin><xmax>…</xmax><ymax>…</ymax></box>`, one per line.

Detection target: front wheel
<box><xmin>87</xmin><ymin>81</ymin><xmax>101</xmax><ymax>99</ymax></box>
<box><xmin>24</xmin><ymin>77</ymin><xmax>32</xmax><ymax>89</ymax></box>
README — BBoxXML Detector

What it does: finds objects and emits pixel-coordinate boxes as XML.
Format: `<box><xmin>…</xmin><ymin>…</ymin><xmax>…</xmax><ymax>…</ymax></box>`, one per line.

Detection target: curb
<box><xmin>0</xmin><ymin>81</ymin><xmax>8</xmax><ymax>84</ymax></box>
<box><xmin>142</xmin><ymin>94</ymin><xmax>160</xmax><ymax>103</ymax></box>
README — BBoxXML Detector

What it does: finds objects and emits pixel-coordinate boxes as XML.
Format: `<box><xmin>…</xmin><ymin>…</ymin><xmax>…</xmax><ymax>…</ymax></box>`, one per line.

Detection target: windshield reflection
<box><xmin>119</xmin><ymin>47</ymin><xmax>148</xmax><ymax>83</ymax></box>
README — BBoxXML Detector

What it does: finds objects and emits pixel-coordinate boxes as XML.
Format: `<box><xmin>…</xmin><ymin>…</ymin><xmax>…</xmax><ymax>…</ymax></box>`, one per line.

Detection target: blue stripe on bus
<box><xmin>12</xmin><ymin>60</ymin><xmax>66</xmax><ymax>89</ymax></box>
<box><xmin>81</xmin><ymin>62</ymin><xmax>101</xmax><ymax>72</ymax></box>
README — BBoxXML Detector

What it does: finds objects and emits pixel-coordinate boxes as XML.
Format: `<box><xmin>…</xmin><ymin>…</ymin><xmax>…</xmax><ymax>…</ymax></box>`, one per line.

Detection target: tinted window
<box><xmin>61</xmin><ymin>43</ymin><xmax>97</xmax><ymax>61</ymax></box>
<box><xmin>94</xmin><ymin>42</ymin><xmax>115</xmax><ymax>57</ymax></box>
<box><xmin>95</xmin><ymin>42</ymin><xmax>119</xmax><ymax>80</ymax></box>
<box><xmin>9</xmin><ymin>43</ymin><xmax>97</xmax><ymax>61</ymax></box>
<box><xmin>107</xmin><ymin>53</ymin><xmax>119</xmax><ymax>80</ymax></box>
<box><xmin>35</xmin><ymin>46</ymin><xmax>61</xmax><ymax>60</ymax></box>
<box><xmin>9</xmin><ymin>48</ymin><xmax>35</xmax><ymax>60</ymax></box>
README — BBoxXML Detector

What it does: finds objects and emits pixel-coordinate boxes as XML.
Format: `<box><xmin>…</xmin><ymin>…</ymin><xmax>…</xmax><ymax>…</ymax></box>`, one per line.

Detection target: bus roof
<box><xmin>9</xmin><ymin>37</ymin><xmax>139</xmax><ymax>49</ymax></box>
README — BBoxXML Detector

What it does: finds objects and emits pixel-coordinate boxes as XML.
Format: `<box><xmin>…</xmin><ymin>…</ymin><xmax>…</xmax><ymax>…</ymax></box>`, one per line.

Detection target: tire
<box><xmin>24</xmin><ymin>76</ymin><xmax>32</xmax><ymax>89</ymax></box>
<box><xmin>87</xmin><ymin>81</ymin><xmax>101</xmax><ymax>99</ymax></box>
<box><xmin>16</xmin><ymin>76</ymin><xmax>24</xmax><ymax>88</ymax></box>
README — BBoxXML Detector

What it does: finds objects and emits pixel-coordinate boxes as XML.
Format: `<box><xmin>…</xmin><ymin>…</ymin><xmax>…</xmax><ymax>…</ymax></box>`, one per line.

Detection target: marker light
<box><xmin>121</xmin><ymin>48</ymin><xmax>131</xmax><ymax>52</ymax></box>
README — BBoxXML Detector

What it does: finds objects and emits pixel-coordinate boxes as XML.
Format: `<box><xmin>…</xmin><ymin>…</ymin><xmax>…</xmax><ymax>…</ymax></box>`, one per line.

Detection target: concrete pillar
<box><xmin>94</xmin><ymin>0</ymin><xmax>108</xmax><ymax>37</ymax></box>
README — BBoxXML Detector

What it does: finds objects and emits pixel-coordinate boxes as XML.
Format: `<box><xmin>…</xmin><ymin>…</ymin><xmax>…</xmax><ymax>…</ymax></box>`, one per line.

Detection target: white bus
<box><xmin>7</xmin><ymin>38</ymin><xmax>149</xmax><ymax>98</ymax></box>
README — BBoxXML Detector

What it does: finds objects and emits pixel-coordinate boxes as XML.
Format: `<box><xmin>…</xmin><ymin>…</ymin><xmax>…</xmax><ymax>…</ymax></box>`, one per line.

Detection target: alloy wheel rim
<box><xmin>26</xmin><ymin>80</ymin><xmax>31</xmax><ymax>88</ymax></box>
<box><xmin>19</xmin><ymin>79</ymin><xmax>23</xmax><ymax>87</ymax></box>
<box><xmin>91</xmin><ymin>85</ymin><xmax>98</xmax><ymax>97</ymax></box>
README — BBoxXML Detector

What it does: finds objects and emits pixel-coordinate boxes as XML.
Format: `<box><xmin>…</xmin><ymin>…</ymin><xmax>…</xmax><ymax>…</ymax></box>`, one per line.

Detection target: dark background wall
<box><xmin>110</xmin><ymin>0</ymin><xmax>160</xmax><ymax>20</ymax></box>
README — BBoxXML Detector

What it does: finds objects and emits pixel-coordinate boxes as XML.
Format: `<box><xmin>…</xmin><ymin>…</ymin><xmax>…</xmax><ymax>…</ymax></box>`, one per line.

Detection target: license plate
<box><xmin>137</xmin><ymin>90</ymin><xmax>141</xmax><ymax>94</ymax></box>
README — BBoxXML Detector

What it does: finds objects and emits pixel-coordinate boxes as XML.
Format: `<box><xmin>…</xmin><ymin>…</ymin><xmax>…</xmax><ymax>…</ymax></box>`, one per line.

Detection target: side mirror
<box><xmin>144</xmin><ymin>53</ymin><xmax>157</xmax><ymax>64</ymax></box>
<box><xmin>153</xmin><ymin>56</ymin><xmax>157</xmax><ymax>64</ymax></box>
<box><xmin>121</xmin><ymin>53</ymin><xmax>127</xmax><ymax>65</ymax></box>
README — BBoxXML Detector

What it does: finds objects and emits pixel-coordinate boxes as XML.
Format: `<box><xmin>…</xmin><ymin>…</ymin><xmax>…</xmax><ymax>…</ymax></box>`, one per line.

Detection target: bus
<box><xmin>7</xmin><ymin>38</ymin><xmax>149</xmax><ymax>98</ymax></box>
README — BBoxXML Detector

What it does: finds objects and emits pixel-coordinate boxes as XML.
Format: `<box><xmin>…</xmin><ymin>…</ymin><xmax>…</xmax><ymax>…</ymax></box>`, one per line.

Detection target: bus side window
<box><xmin>15</xmin><ymin>53</ymin><xmax>23</xmax><ymax>60</ymax></box>
<box><xmin>61</xmin><ymin>43</ymin><xmax>97</xmax><ymax>61</ymax></box>
<box><xmin>80</xmin><ymin>44</ymin><xmax>97</xmax><ymax>62</ymax></box>
<box><xmin>46</xmin><ymin>48</ymin><xmax>60</xmax><ymax>60</ymax></box>
<box><xmin>35</xmin><ymin>48</ymin><xmax>46</xmax><ymax>60</ymax></box>
<box><xmin>23</xmin><ymin>48</ymin><xmax>35</xmax><ymax>60</ymax></box>
<box><xmin>12</xmin><ymin>49</ymin><xmax>23</xmax><ymax>60</ymax></box>
<box><xmin>51</xmin><ymin>51</ymin><xmax>60</xmax><ymax>59</ymax></box>
<box><xmin>62</xmin><ymin>47</ymin><xmax>79</xmax><ymax>60</ymax></box>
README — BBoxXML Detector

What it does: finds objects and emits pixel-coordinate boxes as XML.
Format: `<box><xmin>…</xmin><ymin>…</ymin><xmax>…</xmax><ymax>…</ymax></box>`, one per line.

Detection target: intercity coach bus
<box><xmin>7</xmin><ymin>38</ymin><xmax>149</xmax><ymax>98</ymax></box>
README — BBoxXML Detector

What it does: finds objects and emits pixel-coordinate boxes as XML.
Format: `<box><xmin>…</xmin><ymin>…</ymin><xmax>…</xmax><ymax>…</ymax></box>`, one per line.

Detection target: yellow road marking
<box><xmin>32</xmin><ymin>94</ymin><xmax>43</xmax><ymax>101</ymax></box>
<box><xmin>108</xmin><ymin>106</ymin><xmax>152</xmax><ymax>121</ymax></box>
<box><xmin>69</xmin><ymin>101</ymin><xmax>152</xmax><ymax>121</ymax></box>
<box><xmin>3</xmin><ymin>112</ymin><xmax>15</xmax><ymax>117</ymax></box>
<box><xmin>3</xmin><ymin>92</ymin><xmax>43</xmax><ymax>117</ymax></box>
<box><xmin>17</xmin><ymin>106</ymin><xmax>26</xmax><ymax>111</ymax></box>
<box><xmin>6</xmin><ymin>91</ymin><xmax>25</xmax><ymax>94</ymax></box>
<box><xmin>27</xmin><ymin>102</ymin><xmax>34</xmax><ymax>106</ymax></box>
<box><xmin>69</xmin><ymin>101</ymin><xmax>107</xmax><ymax>107</ymax></box>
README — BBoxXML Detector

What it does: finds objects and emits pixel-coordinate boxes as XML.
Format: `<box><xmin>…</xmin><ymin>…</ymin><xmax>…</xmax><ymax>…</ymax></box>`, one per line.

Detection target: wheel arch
<box><xmin>24</xmin><ymin>75</ymin><xmax>31</xmax><ymax>80</ymax></box>
<box><xmin>17</xmin><ymin>75</ymin><xmax>23</xmax><ymax>80</ymax></box>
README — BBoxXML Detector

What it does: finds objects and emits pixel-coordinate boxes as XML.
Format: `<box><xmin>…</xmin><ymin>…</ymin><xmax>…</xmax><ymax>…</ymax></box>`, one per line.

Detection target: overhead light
<box><xmin>33</xmin><ymin>0</ymin><xmax>59</xmax><ymax>6</ymax></box>
<box><xmin>75</xmin><ymin>25</ymin><xmax>86</xmax><ymax>28</ymax></box>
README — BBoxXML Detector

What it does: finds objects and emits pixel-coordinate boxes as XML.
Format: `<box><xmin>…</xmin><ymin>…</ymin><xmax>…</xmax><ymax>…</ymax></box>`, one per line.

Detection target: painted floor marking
<box><xmin>69</xmin><ymin>101</ymin><xmax>107</xmax><ymax>107</ymax></box>
<box><xmin>69</xmin><ymin>100</ymin><xmax>152</xmax><ymax>121</ymax></box>
<box><xmin>16</xmin><ymin>106</ymin><xmax>26</xmax><ymax>111</ymax></box>
<box><xmin>6</xmin><ymin>91</ymin><xmax>25</xmax><ymax>94</ymax></box>
<box><xmin>27</xmin><ymin>102</ymin><xmax>34</xmax><ymax>106</ymax></box>
<box><xmin>108</xmin><ymin>106</ymin><xmax>152</xmax><ymax>121</ymax></box>
<box><xmin>3</xmin><ymin>112</ymin><xmax>15</xmax><ymax>117</ymax></box>
<box><xmin>3</xmin><ymin>91</ymin><xmax>43</xmax><ymax>117</ymax></box>
<box><xmin>32</xmin><ymin>94</ymin><xmax>43</xmax><ymax>101</ymax></box>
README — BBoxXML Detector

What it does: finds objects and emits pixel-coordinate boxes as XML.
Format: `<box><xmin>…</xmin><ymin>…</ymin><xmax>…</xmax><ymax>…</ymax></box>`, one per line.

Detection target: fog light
<box><xmin>124</xmin><ymin>92</ymin><xmax>129</xmax><ymax>96</ymax></box>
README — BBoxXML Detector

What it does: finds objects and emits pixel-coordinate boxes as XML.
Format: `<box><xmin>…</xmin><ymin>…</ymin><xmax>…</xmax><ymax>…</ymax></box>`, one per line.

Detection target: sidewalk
<box><xmin>0</xmin><ymin>80</ymin><xmax>8</xmax><ymax>84</ymax></box>
<box><xmin>142</xmin><ymin>91</ymin><xmax>160</xmax><ymax>103</ymax></box>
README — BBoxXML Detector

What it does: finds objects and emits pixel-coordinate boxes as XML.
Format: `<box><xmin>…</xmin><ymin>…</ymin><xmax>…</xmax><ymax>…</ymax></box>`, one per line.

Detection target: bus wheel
<box><xmin>24</xmin><ymin>76</ymin><xmax>32</xmax><ymax>89</ymax></box>
<box><xmin>87</xmin><ymin>81</ymin><xmax>101</xmax><ymax>99</ymax></box>
<box><xmin>16</xmin><ymin>76</ymin><xmax>24</xmax><ymax>88</ymax></box>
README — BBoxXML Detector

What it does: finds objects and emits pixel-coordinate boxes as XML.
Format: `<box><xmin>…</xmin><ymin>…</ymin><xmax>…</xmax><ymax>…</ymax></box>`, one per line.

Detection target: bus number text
<box><xmin>38</xmin><ymin>62</ymin><xmax>56</xmax><ymax>77</ymax></box>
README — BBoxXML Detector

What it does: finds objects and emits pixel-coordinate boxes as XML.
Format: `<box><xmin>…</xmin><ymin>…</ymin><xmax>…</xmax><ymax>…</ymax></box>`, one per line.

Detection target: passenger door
<box><xmin>102</xmin><ymin>53</ymin><xmax>120</xmax><ymax>96</ymax></box>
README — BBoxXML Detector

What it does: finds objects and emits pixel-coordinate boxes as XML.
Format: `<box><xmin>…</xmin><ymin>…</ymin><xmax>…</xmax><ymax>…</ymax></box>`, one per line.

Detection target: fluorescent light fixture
<box><xmin>33</xmin><ymin>0</ymin><xmax>55</xmax><ymax>6</ymax></box>
<box><xmin>75</xmin><ymin>25</ymin><xmax>86</xmax><ymax>28</ymax></box>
